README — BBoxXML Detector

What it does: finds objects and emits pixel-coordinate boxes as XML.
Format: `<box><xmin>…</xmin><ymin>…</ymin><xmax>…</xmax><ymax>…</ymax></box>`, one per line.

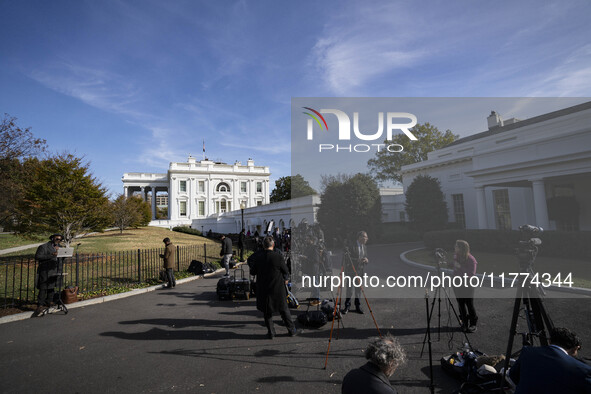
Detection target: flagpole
<box><xmin>202</xmin><ymin>139</ymin><xmax>205</xmax><ymax>161</ymax></box>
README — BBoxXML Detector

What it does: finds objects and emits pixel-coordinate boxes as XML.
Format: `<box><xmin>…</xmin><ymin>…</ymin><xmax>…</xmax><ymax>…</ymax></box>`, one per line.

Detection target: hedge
<box><xmin>423</xmin><ymin>229</ymin><xmax>591</xmax><ymax>260</ymax></box>
<box><xmin>172</xmin><ymin>226</ymin><xmax>202</xmax><ymax>236</ymax></box>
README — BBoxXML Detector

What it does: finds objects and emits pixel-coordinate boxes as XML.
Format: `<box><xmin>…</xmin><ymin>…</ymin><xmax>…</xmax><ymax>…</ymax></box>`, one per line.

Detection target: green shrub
<box><xmin>423</xmin><ymin>229</ymin><xmax>591</xmax><ymax>260</ymax></box>
<box><xmin>372</xmin><ymin>222</ymin><xmax>422</xmax><ymax>243</ymax></box>
<box><xmin>172</xmin><ymin>226</ymin><xmax>202</xmax><ymax>236</ymax></box>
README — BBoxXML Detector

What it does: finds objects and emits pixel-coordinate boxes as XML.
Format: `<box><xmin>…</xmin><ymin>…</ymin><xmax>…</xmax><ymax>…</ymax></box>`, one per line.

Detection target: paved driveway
<box><xmin>1</xmin><ymin>242</ymin><xmax>589</xmax><ymax>393</ymax></box>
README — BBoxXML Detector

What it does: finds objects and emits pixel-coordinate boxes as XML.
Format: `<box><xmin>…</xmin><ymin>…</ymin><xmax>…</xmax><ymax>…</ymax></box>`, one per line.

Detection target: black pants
<box><xmin>345</xmin><ymin>269</ymin><xmax>363</xmax><ymax>309</ymax></box>
<box><xmin>38</xmin><ymin>288</ymin><xmax>55</xmax><ymax>306</ymax></box>
<box><xmin>239</xmin><ymin>246</ymin><xmax>244</xmax><ymax>261</ymax></box>
<box><xmin>457</xmin><ymin>297</ymin><xmax>478</xmax><ymax>326</ymax></box>
<box><xmin>264</xmin><ymin>307</ymin><xmax>295</xmax><ymax>335</ymax></box>
<box><xmin>166</xmin><ymin>268</ymin><xmax>176</xmax><ymax>288</ymax></box>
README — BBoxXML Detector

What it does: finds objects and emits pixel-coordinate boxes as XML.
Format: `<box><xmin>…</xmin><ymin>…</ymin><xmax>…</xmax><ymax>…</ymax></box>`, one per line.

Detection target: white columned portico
<box><xmin>151</xmin><ymin>186</ymin><xmax>156</xmax><ymax>219</ymax></box>
<box><xmin>475</xmin><ymin>186</ymin><xmax>488</xmax><ymax>229</ymax></box>
<box><xmin>531</xmin><ymin>179</ymin><xmax>549</xmax><ymax>230</ymax></box>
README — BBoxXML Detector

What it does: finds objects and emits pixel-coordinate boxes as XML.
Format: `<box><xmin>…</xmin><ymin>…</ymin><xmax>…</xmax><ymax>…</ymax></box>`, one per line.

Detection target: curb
<box><xmin>399</xmin><ymin>248</ymin><xmax>591</xmax><ymax>297</ymax></box>
<box><xmin>0</xmin><ymin>266</ymin><xmax>230</xmax><ymax>325</ymax></box>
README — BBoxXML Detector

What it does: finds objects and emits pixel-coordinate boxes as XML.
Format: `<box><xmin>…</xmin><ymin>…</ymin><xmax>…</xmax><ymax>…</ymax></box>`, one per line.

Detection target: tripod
<box><xmin>500</xmin><ymin>273</ymin><xmax>553</xmax><ymax>391</ymax></box>
<box><xmin>323</xmin><ymin>247</ymin><xmax>381</xmax><ymax>369</ymax></box>
<box><xmin>421</xmin><ymin>250</ymin><xmax>473</xmax><ymax>356</ymax></box>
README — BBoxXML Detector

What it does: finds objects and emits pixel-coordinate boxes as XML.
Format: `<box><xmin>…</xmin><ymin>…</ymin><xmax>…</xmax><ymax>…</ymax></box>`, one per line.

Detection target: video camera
<box><xmin>515</xmin><ymin>224</ymin><xmax>543</xmax><ymax>271</ymax></box>
<box><xmin>434</xmin><ymin>248</ymin><xmax>447</xmax><ymax>273</ymax></box>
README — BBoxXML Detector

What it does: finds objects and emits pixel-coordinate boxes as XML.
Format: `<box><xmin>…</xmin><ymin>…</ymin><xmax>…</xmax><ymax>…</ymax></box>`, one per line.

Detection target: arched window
<box><xmin>216</xmin><ymin>182</ymin><xmax>231</xmax><ymax>193</ymax></box>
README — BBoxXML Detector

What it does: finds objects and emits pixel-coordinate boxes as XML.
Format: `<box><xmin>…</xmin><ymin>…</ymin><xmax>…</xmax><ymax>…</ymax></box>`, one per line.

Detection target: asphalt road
<box><xmin>1</xmin><ymin>242</ymin><xmax>590</xmax><ymax>393</ymax></box>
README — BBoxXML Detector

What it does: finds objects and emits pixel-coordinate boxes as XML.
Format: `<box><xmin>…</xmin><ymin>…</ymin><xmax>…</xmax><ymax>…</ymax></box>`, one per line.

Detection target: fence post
<box><xmin>137</xmin><ymin>249</ymin><xmax>142</xmax><ymax>283</ymax></box>
<box><xmin>176</xmin><ymin>245</ymin><xmax>180</xmax><ymax>271</ymax></box>
<box><xmin>204</xmin><ymin>243</ymin><xmax>207</xmax><ymax>265</ymax></box>
<box><xmin>75</xmin><ymin>253</ymin><xmax>80</xmax><ymax>287</ymax></box>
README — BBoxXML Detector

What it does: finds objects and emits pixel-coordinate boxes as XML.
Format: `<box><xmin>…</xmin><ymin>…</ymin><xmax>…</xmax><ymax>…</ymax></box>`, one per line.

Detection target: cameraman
<box><xmin>509</xmin><ymin>327</ymin><xmax>591</xmax><ymax>393</ymax></box>
<box><xmin>32</xmin><ymin>234</ymin><xmax>64</xmax><ymax>317</ymax></box>
<box><xmin>452</xmin><ymin>240</ymin><xmax>478</xmax><ymax>333</ymax></box>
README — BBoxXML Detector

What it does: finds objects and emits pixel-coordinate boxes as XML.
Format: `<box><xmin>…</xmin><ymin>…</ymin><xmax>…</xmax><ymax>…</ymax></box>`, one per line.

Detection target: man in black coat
<box><xmin>509</xmin><ymin>327</ymin><xmax>591</xmax><ymax>393</ymax></box>
<box><xmin>342</xmin><ymin>334</ymin><xmax>407</xmax><ymax>394</ymax></box>
<box><xmin>343</xmin><ymin>231</ymin><xmax>369</xmax><ymax>314</ymax></box>
<box><xmin>33</xmin><ymin>234</ymin><xmax>64</xmax><ymax>317</ymax></box>
<box><xmin>238</xmin><ymin>229</ymin><xmax>246</xmax><ymax>262</ymax></box>
<box><xmin>250</xmin><ymin>236</ymin><xmax>298</xmax><ymax>339</ymax></box>
<box><xmin>220</xmin><ymin>234</ymin><xmax>233</xmax><ymax>276</ymax></box>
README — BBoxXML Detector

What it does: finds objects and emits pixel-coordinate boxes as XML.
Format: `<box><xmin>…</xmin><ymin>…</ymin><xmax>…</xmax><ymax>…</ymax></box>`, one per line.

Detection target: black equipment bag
<box><xmin>286</xmin><ymin>284</ymin><xmax>299</xmax><ymax>309</ymax></box>
<box><xmin>297</xmin><ymin>310</ymin><xmax>327</xmax><ymax>328</ymax></box>
<box><xmin>321</xmin><ymin>299</ymin><xmax>340</xmax><ymax>320</ymax></box>
<box><xmin>203</xmin><ymin>262</ymin><xmax>215</xmax><ymax>274</ymax></box>
<box><xmin>188</xmin><ymin>260</ymin><xmax>205</xmax><ymax>275</ymax></box>
<box><xmin>231</xmin><ymin>267</ymin><xmax>251</xmax><ymax>300</ymax></box>
<box><xmin>217</xmin><ymin>277</ymin><xmax>233</xmax><ymax>300</ymax></box>
<box><xmin>159</xmin><ymin>270</ymin><xmax>168</xmax><ymax>282</ymax></box>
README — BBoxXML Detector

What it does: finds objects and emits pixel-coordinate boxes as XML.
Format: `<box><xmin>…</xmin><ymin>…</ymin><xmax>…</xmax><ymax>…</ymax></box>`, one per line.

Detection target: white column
<box><xmin>151</xmin><ymin>186</ymin><xmax>156</xmax><ymax>220</ymax></box>
<box><xmin>123</xmin><ymin>186</ymin><xmax>129</xmax><ymax>198</ymax></box>
<box><xmin>531</xmin><ymin>179</ymin><xmax>549</xmax><ymax>230</ymax></box>
<box><xmin>140</xmin><ymin>186</ymin><xmax>145</xmax><ymax>201</ymax></box>
<box><xmin>475</xmin><ymin>186</ymin><xmax>488</xmax><ymax>229</ymax></box>
<box><xmin>169</xmin><ymin>178</ymin><xmax>176</xmax><ymax>220</ymax></box>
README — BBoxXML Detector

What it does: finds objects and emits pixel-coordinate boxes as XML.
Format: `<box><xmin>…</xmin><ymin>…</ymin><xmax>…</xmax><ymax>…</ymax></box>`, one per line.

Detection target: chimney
<box><xmin>487</xmin><ymin>111</ymin><xmax>504</xmax><ymax>130</ymax></box>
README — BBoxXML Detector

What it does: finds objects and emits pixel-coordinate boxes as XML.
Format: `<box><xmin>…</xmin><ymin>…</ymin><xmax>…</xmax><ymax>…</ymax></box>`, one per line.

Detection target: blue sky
<box><xmin>1</xmin><ymin>0</ymin><xmax>591</xmax><ymax>195</ymax></box>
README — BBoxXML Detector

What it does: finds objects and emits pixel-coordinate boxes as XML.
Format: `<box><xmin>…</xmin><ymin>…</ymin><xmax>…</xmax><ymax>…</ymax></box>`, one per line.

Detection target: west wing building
<box><xmin>400</xmin><ymin>101</ymin><xmax>591</xmax><ymax>231</ymax></box>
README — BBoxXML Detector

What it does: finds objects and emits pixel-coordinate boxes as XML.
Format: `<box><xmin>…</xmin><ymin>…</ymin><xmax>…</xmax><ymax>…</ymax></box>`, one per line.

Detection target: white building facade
<box><xmin>400</xmin><ymin>101</ymin><xmax>591</xmax><ymax>231</ymax></box>
<box><xmin>122</xmin><ymin>156</ymin><xmax>271</xmax><ymax>228</ymax></box>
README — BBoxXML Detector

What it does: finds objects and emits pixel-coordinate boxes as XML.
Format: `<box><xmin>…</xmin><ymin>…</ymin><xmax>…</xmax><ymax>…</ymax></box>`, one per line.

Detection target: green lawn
<box><xmin>405</xmin><ymin>248</ymin><xmax>591</xmax><ymax>289</ymax></box>
<box><xmin>1</xmin><ymin>227</ymin><xmax>221</xmax><ymax>256</ymax></box>
<box><xmin>0</xmin><ymin>233</ymin><xmax>46</xmax><ymax>250</ymax></box>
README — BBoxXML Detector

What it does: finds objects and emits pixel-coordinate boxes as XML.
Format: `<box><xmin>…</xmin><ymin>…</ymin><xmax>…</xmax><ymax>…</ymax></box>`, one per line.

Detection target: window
<box><xmin>256</xmin><ymin>182</ymin><xmax>262</xmax><ymax>193</ymax></box>
<box><xmin>179</xmin><ymin>201</ymin><xmax>187</xmax><ymax>217</ymax></box>
<box><xmin>179</xmin><ymin>180</ymin><xmax>187</xmax><ymax>192</ymax></box>
<box><xmin>198</xmin><ymin>181</ymin><xmax>205</xmax><ymax>193</ymax></box>
<box><xmin>256</xmin><ymin>200</ymin><xmax>262</xmax><ymax>206</ymax></box>
<box><xmin>198</xmin><ymin>201</ymin><xmax>205</xmax><ymax>216</ymax></box>
<box><xmin>216</xmin><ymin>182</ymin><xmax>230</xmax><ymax>193</ymax></box>
<box><xmin>240</xmin><ymin>181</ymin><xmax>247</xmax><ymax>193</ymax></box>
<box><xmin>216</xmin><ymin>199</ymin><xmax>229</xmax><ymax>213</ymax></box>
<box><xmin>452</xmin><ymin>194</ymin><xmax>466</xmax><ymax>229</ymax></box>
<box><xmin>493</xmin><ymin>189</ymin><xmax>511</xmax><ymax>230</ymax></box>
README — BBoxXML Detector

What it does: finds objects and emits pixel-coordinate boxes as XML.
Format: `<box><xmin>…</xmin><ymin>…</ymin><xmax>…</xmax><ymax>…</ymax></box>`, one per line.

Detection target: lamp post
<box><xmin>240</xmin><ymin>202</ymin><xmax>246</xmax><ymax>232</ymax></box>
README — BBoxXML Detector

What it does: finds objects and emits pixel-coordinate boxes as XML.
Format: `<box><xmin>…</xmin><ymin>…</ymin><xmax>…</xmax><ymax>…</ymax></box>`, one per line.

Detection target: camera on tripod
<box><xmin>434</xmin><ymin>248</ymin><xmax>447</xmax><ymax>273</ymax></box>
<box><xmin>515</xmin><ymin>224</ymin><xmax>543</xmax><ymax>271</ymax></box>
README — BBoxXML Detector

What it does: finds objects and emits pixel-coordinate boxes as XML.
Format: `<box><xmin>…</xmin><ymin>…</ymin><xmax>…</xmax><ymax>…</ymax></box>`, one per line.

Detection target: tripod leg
<box><xmin>425</xmin><ymin>292</ymin><xmax>435</xmax><ymax>394</ymax></box>
<box><xmin>324</xmin><ymin>259</ymin><xmax>346</xmax><ymax>369</ymax></box>
<box><xmin>501</xmin><ymin>288</ymin><xmax>523</xmax><ymax>392</ymax></box>
<box><xmin>420</xmin><ymin>287</ymin><xmax>440</xmax><ymax>357</ymax></box>
<box><xmin>347</xmin><ymin>262</ymin><xmax>381</xmax><ymax>337</ymax></box>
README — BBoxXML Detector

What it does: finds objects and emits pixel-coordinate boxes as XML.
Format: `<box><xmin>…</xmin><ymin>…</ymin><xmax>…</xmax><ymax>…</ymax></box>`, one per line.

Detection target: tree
<box><xmin>125</xmin><ymin>195</ymin><xmax>152</xmax><ymax>226</ymax></box>
<box><xmin>111</xmin><ymin>195</ymin><xmax>141</xmax><ymax>234</ymax></box>
<box><xmin>270</xmin><ymin>174</ymin><xmax>317</xmax><ymax>203</ymax></box>
<box><xmin>367</xmin><ymin>123</ymin><xmax>458</xmax><ymax>183</ymax></box>
<box><xmin>404</xmin><ymin>175</ymin><xmax>448</xmax><ymax>234</ymax></box>
<box><xmin>0</xmin><ymin>114</ymin><xmax>47</xmax><ymax>160</ymax></box>
<box><xmin>316</xmin><ymin>173</ymin><xmax>382</xmax><ymax>244</ymax></box>
<box><xmin>0</xmin><ymin>114</ymin><xmax>47</xmax><ymax>229</ymax></box>
<box><xmin>14</xmin><ymin>153</ymin><xmax>112</xmax><ymax>245</ymax></box>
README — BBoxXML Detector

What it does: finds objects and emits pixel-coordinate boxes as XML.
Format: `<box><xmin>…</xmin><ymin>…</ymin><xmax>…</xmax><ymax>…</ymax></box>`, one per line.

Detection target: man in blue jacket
<box><xmin>509</xmin><ymin>327</ymin><xmax>591</xmax><ymax>393</ymax></box>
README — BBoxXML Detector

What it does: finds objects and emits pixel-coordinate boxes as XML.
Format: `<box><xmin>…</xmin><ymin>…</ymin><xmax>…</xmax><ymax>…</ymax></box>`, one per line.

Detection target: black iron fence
<box><xmin>1</xmin><ymin>243</ymin><xmax>230</xmax><ymax>309</ymax></box>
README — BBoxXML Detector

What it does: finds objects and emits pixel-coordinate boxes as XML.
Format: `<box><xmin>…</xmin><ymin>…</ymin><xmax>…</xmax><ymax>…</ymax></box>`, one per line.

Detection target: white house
<box><xmin>122</xmin><ymin>156</ymin><xmax>271</xmax><ymax>228</ymax></box>
<box><xmin>400</xmin><ymin>101</ymin><xmax>591</xmax><ymax>231</ymax></box>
